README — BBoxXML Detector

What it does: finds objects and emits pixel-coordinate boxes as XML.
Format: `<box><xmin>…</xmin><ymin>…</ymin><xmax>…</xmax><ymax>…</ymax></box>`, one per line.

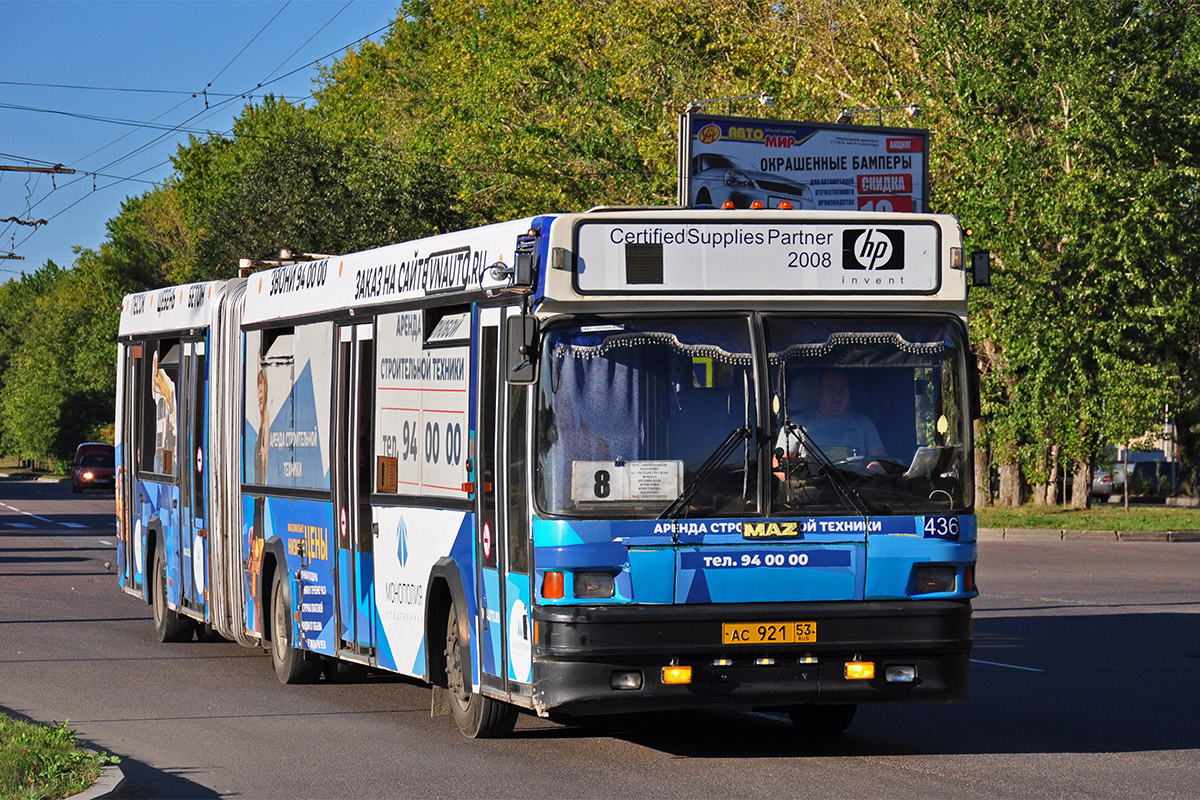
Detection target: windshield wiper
<box><xmin>659</xmin><ymin>426</ymin><xmax>751</xmax><ymax>521</ymax></box>
<box><xmin>779</xmin><ymin>420</ymin><xmax>874</xmax><ymax>517</ymax></box>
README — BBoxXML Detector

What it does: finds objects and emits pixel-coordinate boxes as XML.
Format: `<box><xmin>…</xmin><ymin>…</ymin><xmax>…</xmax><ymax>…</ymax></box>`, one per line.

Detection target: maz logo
<box><xmin>843</xmin><ymin>229</ymin><xmax>905</xmax><ymax>271</ymax></box>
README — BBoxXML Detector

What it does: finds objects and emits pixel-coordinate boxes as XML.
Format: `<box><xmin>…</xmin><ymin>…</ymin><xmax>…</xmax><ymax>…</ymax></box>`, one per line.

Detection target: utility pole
<box><xmin>1</xmin><ymin>163</ymin><xmax>75</xmax><ymax>259</ymax></box>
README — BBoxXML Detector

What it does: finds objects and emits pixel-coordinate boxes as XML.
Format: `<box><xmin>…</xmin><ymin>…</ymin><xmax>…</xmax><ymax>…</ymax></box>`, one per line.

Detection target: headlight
<box><xmin>724</xmin><ymin>169</ymin><xmax>753</xmax><ymax>188</ymax></box>
<box><xmin>912</xmin><ymin>565</ymin><xmax>956</xmax><ymax>594</ymax></box>
<box><xmin>573</xmin><ymin>571</ymin><xmax>615</xmax><ymax>599</ymax></box>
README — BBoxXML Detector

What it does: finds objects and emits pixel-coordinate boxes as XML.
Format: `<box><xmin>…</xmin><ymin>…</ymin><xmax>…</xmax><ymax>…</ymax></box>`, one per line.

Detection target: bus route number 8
<box><xmin>593</xmin><ymin>469</ymin><xmax>611</xmax><ymax>499</ymax></box>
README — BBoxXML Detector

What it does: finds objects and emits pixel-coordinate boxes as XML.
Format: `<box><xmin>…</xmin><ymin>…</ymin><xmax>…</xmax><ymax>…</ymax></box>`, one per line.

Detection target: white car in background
<box><xmin>689</xmin><ymin>153</ymin><xmax>815</xmax><ymax>210</ymax></box>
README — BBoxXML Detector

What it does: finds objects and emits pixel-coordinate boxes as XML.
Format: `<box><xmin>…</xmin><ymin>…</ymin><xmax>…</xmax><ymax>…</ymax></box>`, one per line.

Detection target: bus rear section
<box><xmin>115</xmin><ymin>281</ymin><xmax>241</xmax><ymax>644</ymax></box>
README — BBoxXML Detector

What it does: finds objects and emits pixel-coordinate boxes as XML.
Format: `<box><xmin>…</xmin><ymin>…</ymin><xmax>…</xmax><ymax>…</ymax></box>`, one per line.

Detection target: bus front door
<box><xmin>334</xmin><ymin>323</ymin><xmax>376</xmax><ymax>660</ymax></box>
<box><xmin>475</xmin><ymin>308</ymin><xmax>533</xmax><ymax>701</ymax></box>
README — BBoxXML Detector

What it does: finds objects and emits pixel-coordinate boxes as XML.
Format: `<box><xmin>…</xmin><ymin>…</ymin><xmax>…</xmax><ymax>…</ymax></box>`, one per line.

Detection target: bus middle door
<box><xmin>178</xmin><ymin>338</ymin><xmax>207</xmax><ymax>617</ymax></box>
<box><xmin>334</xmin><ymin>323</ymin><xmax>376</xmax><ymax>661</ymax></box>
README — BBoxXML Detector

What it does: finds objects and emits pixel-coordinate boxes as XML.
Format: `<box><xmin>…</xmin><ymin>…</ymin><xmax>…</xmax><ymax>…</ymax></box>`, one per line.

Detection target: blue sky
<box><xmin>0</xmin><ymin>0</ymin><xmax>399</xmax><ymax>279</ymax></box>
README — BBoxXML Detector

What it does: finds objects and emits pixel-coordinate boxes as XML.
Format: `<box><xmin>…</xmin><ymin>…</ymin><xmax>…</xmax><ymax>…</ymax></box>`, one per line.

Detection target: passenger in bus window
<box><xmin>151</xmin><ymin>350</ymin><xmax>176</xmax><ymax>474</ymax></box>
<box><xmin>777</xmin><ymin>369</ymin><xmax>887</xmax><ymax>471</ymax></box>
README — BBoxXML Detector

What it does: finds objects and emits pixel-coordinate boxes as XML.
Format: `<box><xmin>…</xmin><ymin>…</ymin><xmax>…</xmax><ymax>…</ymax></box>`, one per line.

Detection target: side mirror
<box><xmin>971</xmin><ymin>250</ymin><xmax>991</xmax><ymax>287</ymax></box>
<box><xmin>506</xmin><ymin>314</ymin><xmax>539</xmax><ymax>385</ymax></box>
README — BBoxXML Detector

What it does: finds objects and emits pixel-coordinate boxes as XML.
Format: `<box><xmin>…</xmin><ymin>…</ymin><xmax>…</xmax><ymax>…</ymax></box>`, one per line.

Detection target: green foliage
<box><xmin>917</xmin><ymin>0</ymin><xmax>1200</xmax><ymax>503</ymax></box>
<box><xmin>0</xmin><ymin>253</ymin><xmax>120</xmax><ymax>460</ymax></box>
<box><xmin>0</xmin><ymin>716</ymin><xmax>118</xmax><ymax>800</ymax></box>
<box><xmin>173</xmin><ymin>95</ymin><xmax>463</xmax><ymax>275</ymax></box>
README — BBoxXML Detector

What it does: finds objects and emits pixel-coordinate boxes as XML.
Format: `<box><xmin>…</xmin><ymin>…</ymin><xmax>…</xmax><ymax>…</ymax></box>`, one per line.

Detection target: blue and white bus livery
<box><xmin>115</xmin><ymin>207</ymin><xmax>979</xmax><ymax>738</ymax></box>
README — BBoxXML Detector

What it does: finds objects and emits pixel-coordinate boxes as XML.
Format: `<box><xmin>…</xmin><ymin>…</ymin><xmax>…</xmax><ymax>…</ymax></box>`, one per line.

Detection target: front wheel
<box><xmin>788</xmin><ymin>704</ymin><xmax>857</xmax><ymax>737</ymax></box>
<box><xmin>270</xmin><ymin>570</ymin><xmax>320</xmax><ymax>684</ymax></box>
<box><xmin>444</xmin><ymin>606</ymin><xmax>517</xmax><ymax>738</ymax></box>
<box><xmin>152</xmin><ymin>547</ymin><xmax>194</xmax><ymax>643</ymax></box>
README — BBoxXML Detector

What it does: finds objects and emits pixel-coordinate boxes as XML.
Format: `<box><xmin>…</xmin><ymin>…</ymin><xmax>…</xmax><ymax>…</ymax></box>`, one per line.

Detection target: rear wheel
<box><xmin>444</xmin><ymin>605</ymin><xmax>517</xmax><ymax>738</ymax></box>
<box><xmin>788</xmin><ymin>704</ymin><xmax>857</xmax><ymax>737</ymax></box>
<box><xmin>270</xmin><ymin>570</ymin><xmax>320</xmax><ymax>684</ymax></box>
<box><xmin>152</xmin><ymin>547</ymin><xmax>193</xmax><ymax>643</ymax></box>
<box><xmin>195</xmin><ymin>623</ymin><xmax>227</xmax><ymax>643</ymax></box>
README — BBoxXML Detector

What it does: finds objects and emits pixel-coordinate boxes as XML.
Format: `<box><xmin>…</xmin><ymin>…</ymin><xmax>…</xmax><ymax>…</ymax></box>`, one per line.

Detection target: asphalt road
<box><xmin>2</xmin><ymin>477</ymin><xmax>1199</xmax><ymax>799</ymax></box>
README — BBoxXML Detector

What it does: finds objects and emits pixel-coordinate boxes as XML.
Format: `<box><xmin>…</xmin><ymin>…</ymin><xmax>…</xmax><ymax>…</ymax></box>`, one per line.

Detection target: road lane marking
<box><xmin>971</xmin><ymin>658</ymin><xmax>1045</xmax><ymax>673</ymax></box>
<box><xmin>59</xmin><ymin>522</ymin><xmax>86</xmax><ymax>529</ymax></box>
<box><xmin>3</xmin><ymin>522</ymin><xmax>36</xmax><ymax>529</ymax></box>
<box><xmin>0</xmin><ymin>501</ymin><xmax>55</xmax><ymax>523</ymax></box>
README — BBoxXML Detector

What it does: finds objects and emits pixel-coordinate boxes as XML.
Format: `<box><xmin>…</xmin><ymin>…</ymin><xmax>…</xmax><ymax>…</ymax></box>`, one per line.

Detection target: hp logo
<box><xmin>843</xmin><ymin>229</ymin><xmax>904</xmax><ymax>270</ymax></box>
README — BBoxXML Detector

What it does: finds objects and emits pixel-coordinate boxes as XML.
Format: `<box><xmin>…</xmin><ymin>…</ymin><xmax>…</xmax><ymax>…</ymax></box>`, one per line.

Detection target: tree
<box><xmin>918</xmin><ymin>0</ymin><xmax>1200</xmax><ymax>507</ymax></box>
<box><xmin>0</xmin><ymin>252</ymin><xmax>121</xmax><ymax>462</ymax></box>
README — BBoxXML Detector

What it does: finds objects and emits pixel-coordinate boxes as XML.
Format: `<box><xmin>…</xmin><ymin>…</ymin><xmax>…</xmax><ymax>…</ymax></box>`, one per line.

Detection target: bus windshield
<box><xmin>766</xmin><ymin>315</ymin><xmax>971</xmax><ymax>515</ymax></box>
<box><xmin>536</xmin><ymin>317</ymin><xmax>758</xmax><ymax>518</ymax></box>
<box><xmin>535</xmin><ymin>314</ymin><xmax>971</xmax><ymax>519</ymax></box>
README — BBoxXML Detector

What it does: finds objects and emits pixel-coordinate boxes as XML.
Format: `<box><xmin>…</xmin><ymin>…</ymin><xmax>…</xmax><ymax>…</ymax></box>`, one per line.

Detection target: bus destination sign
<box><xmin>574</xmin><ymin>221</ymin><xmax>941</xmax><ymax>294</ymax></box>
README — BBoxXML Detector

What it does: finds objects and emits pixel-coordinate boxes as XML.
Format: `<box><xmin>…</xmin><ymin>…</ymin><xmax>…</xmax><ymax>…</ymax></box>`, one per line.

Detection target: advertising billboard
<box><xmin>677</xmin><ymin>113</ymin><xmax>929</xmax><ymax>214</ymax></box>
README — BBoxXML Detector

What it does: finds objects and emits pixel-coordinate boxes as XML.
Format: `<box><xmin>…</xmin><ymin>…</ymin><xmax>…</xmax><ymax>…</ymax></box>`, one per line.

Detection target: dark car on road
<box><xmin>72</xmin><ymin>443</ymin><xmax>115</xmax><ymax>493</ymax></box>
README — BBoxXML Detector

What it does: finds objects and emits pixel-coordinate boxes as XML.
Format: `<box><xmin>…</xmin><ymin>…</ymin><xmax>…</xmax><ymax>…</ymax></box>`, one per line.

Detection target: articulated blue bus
<box><xmin>116</xmin><ymin>208</ymin><xmax>978</xmax><ymax>737</ymax></box>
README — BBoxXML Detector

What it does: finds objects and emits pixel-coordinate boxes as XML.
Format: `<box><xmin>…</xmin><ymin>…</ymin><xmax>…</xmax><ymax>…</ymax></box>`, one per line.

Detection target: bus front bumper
<box><xmin>530</xmin><ymin>600</ymin><xmax>971</xmax><ymax>716</ymax></box>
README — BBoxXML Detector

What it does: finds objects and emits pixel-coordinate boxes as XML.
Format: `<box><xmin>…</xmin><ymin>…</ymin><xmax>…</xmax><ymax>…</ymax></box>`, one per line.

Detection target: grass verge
<box><xmin>0</xmin><ymin>716</ymin><xmax>119</xmax><ymax>800</ymax></box>
<box><xmin>977</xmin><ymin>504</ymin><xmax>1200</xmax><ymax>531</ymax></box>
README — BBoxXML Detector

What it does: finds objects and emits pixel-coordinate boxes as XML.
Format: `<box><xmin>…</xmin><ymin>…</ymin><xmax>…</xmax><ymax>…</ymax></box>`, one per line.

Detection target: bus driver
<box><xmin>777</xmin><ymin>369</ymin><xmax>886</xmax><ymax>472</ymax></box>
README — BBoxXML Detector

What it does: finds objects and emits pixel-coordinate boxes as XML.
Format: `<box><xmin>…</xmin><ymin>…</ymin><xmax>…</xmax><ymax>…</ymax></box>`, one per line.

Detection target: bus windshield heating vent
<box><xmin>625</xmin><ymin>243</ymin><xmax>663</xmax><ymax>284</ymax></box>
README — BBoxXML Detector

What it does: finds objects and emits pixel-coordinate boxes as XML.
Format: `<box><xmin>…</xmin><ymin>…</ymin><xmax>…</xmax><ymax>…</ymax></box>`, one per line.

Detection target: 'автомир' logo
<box><xmin>696</xmin><ymin>124</ymin><xmax>721</xmax><ymax>144</ymax></box>
<box><xmin>842</xmin><ymin>229</ymin><xmax>905</xmax><ymax>271</ymax></box>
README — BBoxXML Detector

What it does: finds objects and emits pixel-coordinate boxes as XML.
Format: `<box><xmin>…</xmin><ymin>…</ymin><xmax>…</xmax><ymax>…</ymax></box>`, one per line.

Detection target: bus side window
<box><xmin>141</xmin><ymin>339</ymin><xmax>181</xmax><ymax>476</ymax></box>
<box><xmin>135</xmin><ymin>342</ymin><xmax>155</xmax><ymax>474</ymax></box>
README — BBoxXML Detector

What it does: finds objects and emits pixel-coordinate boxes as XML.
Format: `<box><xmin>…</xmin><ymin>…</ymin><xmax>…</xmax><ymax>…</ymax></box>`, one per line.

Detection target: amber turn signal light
<box><xmin>661</xmin><ymin>665</ymin><xmax>693</xmax><ymax>684</ymax></box>
<box><xmin>542</xmin><ymin>571</ymin><xmax>564</xmax><ymax>599</ymax></box>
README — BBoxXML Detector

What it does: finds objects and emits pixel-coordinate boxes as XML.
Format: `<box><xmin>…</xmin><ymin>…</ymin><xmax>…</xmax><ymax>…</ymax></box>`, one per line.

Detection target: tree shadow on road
<box><xmin>111</xmin><ymin>757</ymin><xmax>223</xmax><ymax>799</ymax></box>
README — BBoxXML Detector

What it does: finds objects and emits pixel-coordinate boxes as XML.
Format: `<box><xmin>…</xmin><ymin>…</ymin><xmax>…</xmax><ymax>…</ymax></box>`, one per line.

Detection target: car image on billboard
<box><xmin>689</xmin><ymin>153</ymin><xmax>815</xmax><ymax>210</ymax></box>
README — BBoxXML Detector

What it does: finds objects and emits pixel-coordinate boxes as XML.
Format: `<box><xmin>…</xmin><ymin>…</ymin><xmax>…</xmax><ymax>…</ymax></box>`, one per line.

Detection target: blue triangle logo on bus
<box><xmin>397</xmin><ymin>518</ymin><xmax>409</xmax><ymax>568</ymax></box>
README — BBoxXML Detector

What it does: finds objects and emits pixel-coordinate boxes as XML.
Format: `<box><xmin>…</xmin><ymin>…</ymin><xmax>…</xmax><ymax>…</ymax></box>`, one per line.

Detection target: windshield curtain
<box><xmin>764</xmin><ymin>316</ymin><xmax>972</xmax><ymax>514</ymax></box>
<box><xmin>536</xmin><ymin>317</ymin><xmax>758</xmax><ymax>517</ymax></box>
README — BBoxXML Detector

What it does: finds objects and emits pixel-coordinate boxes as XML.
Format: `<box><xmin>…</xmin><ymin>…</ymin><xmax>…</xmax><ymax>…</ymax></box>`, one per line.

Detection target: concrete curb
<box><xmin>978</xmin><ymin>528</ymin><xmax>1200</xmax><ymax>542</ymax></box>
<box><xmin>70</xmin><ymin>751</ymin><xmax>127</xmax><ymax>800</ymax></box>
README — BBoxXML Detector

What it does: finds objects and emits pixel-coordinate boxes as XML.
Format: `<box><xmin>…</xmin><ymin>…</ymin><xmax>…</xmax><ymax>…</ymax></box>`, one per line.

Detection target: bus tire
<box><xmin>195</xmin><ymin>623</ymin><xmax>227</xmax><ymax>643</ymax></box>
<box><xmin>322</xmin><ymin>659</ymin><xmax>368</xmax><ymax>683</ymax></box>
<box><xmin>788</xmin><ymin>703</ymin><xmax>857</xmax><ymax>737</ymax></box>
<box><xmin>270</xmin><ymin>569</ymin><xmax>320</xmax><ymax>685</ymax></box>
<box><xmin>152</xmin><ymin>547</ymin><xmax>193</xmax><ymax>643</ymax></box>
<box><xmin>444</xmin><ymin>605</ymin><xmax>517</xmax><ymax>738</ymax></box>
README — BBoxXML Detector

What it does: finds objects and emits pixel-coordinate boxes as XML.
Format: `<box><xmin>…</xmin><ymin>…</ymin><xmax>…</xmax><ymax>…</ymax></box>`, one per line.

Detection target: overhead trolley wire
<box><xmin>4</xmin><ymin>0</ymin><xmax>296</xmax><ymax>250</ymax></box>
<box><xmin>5</xmin><ymin>7</ymin><xmax>392</xmax><ymax>261</ymax></box>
